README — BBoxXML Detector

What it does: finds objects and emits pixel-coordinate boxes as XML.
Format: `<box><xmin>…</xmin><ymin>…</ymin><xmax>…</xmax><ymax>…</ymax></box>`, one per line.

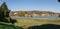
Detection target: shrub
<box><xmin>28</xmin><ymin>24</ymin><xmax>60</xmax><ymax>29</ymax></box>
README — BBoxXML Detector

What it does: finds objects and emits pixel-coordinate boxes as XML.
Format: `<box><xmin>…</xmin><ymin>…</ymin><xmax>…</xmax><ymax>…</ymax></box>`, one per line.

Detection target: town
<box><xmin>10</xmin><ymin>11</ymin><xmax>60</xmax><ymax>16</ymax></box>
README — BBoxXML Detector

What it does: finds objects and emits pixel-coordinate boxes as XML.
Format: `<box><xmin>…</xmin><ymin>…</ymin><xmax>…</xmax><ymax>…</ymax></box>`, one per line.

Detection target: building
<box><xmin>9</xmin><ymin>11</ymin><xmax>60</xmax><ymax>16</ymax></box>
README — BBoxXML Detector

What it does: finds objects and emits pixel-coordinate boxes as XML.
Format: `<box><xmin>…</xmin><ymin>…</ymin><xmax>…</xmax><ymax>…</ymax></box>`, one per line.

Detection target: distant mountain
<box><xmin>10</xmin><ymin>11</ymin><xmax>60</xmax><ymax>14</ymax></box>
<box><xmin>9</xmin><ymin>11</ymin><xmax>60</xmax><ymax>16</ymax></box>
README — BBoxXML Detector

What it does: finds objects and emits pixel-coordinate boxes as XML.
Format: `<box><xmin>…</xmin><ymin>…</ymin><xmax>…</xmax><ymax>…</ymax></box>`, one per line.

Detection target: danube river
<box><xmin>10</xmin><ymin>16</ymin><xmax>59</xmax><ymax>19</ymax></box>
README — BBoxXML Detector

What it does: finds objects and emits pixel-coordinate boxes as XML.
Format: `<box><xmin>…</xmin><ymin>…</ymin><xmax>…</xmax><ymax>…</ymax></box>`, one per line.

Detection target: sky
<box><xmin>0</xmin><ymin>0</ymin><xmax>60</xmax><ymax>13</ymax></box>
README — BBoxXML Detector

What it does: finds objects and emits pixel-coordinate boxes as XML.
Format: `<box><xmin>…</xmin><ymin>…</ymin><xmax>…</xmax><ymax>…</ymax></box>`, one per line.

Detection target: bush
<box><xmin>28</xmin><ymin>24</ymin><xmax>60</xmax><ymax>29</ymax></box>
<box><xmin>10</xmin><ymin>18</ymin><xmax>17</xmax><ymax>24</ymax></box>
<box><xmin>0</xmin><ymin>17</ymin><xmax>17</xmax><ymax>24</ymax></box>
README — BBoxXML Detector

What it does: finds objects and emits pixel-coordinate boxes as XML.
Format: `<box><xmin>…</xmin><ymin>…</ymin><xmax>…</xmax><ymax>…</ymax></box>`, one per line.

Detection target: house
<box><xmin>10</xmin><ymin>11</ymin><xmax>60</xmax><ymax>16</ymax></box>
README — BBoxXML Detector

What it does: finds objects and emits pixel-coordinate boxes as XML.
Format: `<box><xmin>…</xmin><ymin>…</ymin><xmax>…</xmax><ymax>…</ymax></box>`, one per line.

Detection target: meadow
<box><xmin>14</xmin><ymin>18</ymin><xmax>60</xmax><ymax>29</ymax></box>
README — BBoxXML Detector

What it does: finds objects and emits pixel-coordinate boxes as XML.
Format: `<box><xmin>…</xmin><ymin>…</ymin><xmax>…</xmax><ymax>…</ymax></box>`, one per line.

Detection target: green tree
<box><xmin>0</xmin><ymin>5</ymin><xmax>4</xmax><ymax>17</ymax></box>
<box><xmin>0</xmin><ymin>2</ymin><xmax>10</xmax><ymax>17</ymax></box>
<box><xmin>0</xmin><ymin>2</ymin><xmax>17</xmax><ymax>24</ymax></box>
<box><xmin>18</xmin><ymin>11</ymin><xmax>25</xmax><ymax>16</ymax></box>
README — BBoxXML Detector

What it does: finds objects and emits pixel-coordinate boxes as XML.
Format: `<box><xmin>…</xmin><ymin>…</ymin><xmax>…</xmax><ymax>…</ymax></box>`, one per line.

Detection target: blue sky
<box><xmin>0</xmin><ymin>0</ymin><xmax>60</xmax><ymax>13</ymax></box>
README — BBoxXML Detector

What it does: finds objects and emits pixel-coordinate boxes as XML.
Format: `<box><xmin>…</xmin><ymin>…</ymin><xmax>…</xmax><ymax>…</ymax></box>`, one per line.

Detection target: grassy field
<box><xmin>14</xmin><ymin>18</ymin><xmax>60</xmax><ymax>29</ymax></box>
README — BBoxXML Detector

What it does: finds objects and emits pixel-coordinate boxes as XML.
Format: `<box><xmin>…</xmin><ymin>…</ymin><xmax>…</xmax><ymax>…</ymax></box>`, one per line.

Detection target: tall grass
<box><xmin>14</xmin><ymin>18</ymin><xmax>60</xmax><ymax>29</ymax></box>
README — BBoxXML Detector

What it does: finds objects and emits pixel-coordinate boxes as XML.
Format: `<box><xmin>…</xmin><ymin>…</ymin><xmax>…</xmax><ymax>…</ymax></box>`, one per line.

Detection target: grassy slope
<box><xmin>14</xmin><ymin>18</ymin><xmax>60</xmax><ymax>29</ymax></box>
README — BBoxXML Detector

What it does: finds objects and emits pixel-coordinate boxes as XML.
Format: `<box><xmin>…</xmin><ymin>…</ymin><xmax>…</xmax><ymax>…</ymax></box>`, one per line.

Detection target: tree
<box><xmin>0</xmin><ymin>6</ymin><xmax>2</xmax><ymax>17</ymax></box>
<box><xmin>0</xmin><ymin>2</ymin><xmax>10</xmax><ymax>17</ymax></box>
<box><xmin>0</xmin><ymin>2</ymin><xmax>17</xmax><ymax>24</ymax></box>
<box><xmin>18</xmin><ymin>11</ymin><xmax>25</xmax><ymax>16</ymax></box>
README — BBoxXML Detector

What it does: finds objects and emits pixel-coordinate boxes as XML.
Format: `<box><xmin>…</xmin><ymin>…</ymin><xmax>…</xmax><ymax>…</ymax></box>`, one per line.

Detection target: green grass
<box><xmin>0</xmin><ymin>22</ymin><xmax>23</xmax><ymax>29</ymax></box>
<box><xmin>14</xmin><ymin>18</ymin><xmax>60</xmax><ymax>29</ymax></box>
